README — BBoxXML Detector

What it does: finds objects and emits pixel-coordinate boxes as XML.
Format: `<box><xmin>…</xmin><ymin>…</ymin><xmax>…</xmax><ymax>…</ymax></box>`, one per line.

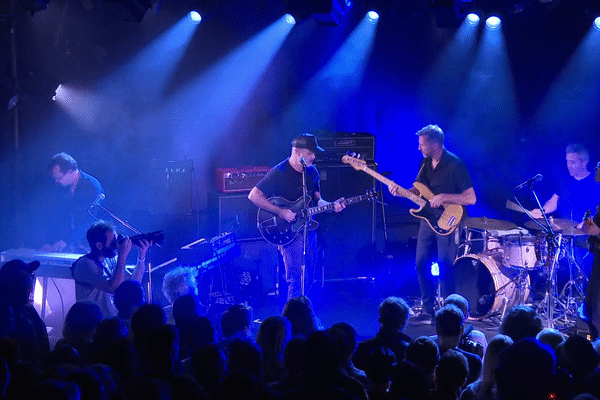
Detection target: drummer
<box><xmin>530</xmin><ymin>143</ymin><xmax>600</xmax><ymax>273</ymax></box>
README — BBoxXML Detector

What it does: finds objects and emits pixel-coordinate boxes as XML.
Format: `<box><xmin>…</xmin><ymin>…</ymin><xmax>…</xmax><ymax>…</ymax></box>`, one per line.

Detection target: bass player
<box><xmin>389</xmin><ymin>124</ymin><xmax>476</xmax><ymax>324</ymax></box>
<box><xmin>248</xmin><ymin>133</ymin><xmax>345</xmax><ymax>300</ymax></box>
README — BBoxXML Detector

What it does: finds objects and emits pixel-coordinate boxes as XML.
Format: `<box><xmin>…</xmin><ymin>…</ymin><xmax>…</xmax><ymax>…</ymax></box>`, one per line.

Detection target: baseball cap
<box><xmin>291</xmin><ymin>133</ymin><xmax>324</xmax><ymax>153</ymax></box>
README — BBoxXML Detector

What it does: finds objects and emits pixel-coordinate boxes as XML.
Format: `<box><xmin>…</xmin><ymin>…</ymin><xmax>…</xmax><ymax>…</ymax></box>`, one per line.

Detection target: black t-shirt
<box><xmin>255</xmin><ymin>158</ymin><xmax>321</xmax><ymax>206</ymax></box>
<box><xmin>555</xmin><ymin>173</ymin><xmax>600</xmax><ymax>222</ymax></box>
<box><xmin>414</xmin><ymin>150</ymin><xmax>473</xmax><ymax>196</ymax></box>
<box><xmin>50</xmin><ymin>170</ymin><xmax>104</xmax><ymax>250</ymax></box>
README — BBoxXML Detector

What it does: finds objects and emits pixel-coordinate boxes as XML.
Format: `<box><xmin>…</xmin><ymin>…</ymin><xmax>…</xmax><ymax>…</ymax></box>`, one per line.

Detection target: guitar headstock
<box><xmin>341</xmin><ymin>152</ymin><xmax>367</xmax><ymax>171</ymax></box>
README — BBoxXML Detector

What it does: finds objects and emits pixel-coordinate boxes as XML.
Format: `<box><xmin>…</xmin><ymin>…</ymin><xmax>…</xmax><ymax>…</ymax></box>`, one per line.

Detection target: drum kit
<box><xmin>455</xmin><ymin>216</ymin><xmax>587</xmax><ymax>327</ymax></box>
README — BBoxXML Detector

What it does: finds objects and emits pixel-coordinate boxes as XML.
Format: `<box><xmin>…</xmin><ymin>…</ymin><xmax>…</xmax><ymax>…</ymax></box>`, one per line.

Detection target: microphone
<box><xmin>595</xmin><ymin>162</ymin><xmax>600</xmax><ymax>183</ymax></box>
<box><xmin>514</xmin><ymin>174</ymin><xmax>543</xmax><ymax>190</ymax></box>
<box><xmin>91</xmin><ymin>193</ymin><xmax>105</xmax><ymax>207</ymax></box>
<box><xmin>300</xmin><ymin>157</ymin><xmax>307</xmax><ymax>167</ymax></box>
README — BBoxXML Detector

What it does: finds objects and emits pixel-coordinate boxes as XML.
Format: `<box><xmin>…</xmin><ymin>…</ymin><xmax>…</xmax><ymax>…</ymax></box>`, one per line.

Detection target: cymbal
<box><xmin>524</xmin><ymin>218</ymin><xmax>580</xmax><ymax>231</ymax></box>
<box><xmin>464</xmin><ymin>217</ymin><xmax>518</xmax><ymax>231</ymax></box>
<box><xmin>559</xmin><ymin>227</ymin><xmax>587</xmax><ymax>237</ymax></box>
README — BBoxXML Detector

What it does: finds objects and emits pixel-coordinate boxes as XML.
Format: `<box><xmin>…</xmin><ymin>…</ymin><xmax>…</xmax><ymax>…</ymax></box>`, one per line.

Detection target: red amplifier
<box><xmin>215</xmin><ymin>166</ymin><xmax>271</xmax><ymax>193</ymax></box>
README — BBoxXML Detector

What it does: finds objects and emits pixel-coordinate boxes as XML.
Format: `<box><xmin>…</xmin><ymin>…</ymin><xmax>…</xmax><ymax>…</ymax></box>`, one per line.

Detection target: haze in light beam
<box><xmin>101</xmin><ymin>14</ymin><xmax>200</xmax><ymax>101</ymax></box>
<box><xmin>535</xmin><ymin>27</ymin><xmax>600</xmax><ymax>134</ymax></box>
<box><xmin>283</xmin><ymin>15</ymin><xmax>378</xmax><ymax>132</ymax></box>
<box><xmin>420</xmin><ymin>19</ymin><xmax>479</xmax><ymax>122</ymax></box>
<box><xmin>53</xmin><ymin>85</ymin><xmax>102</xmax><ymax>129</ymax></box>
<box><xmin>450</xmin><ymin>26</ymin><xmax>517</xmax><ymax>142</ymax></box>
<box><xmin>156</xmin><ymin>15</ymin><xmax>294</xmax><ymax>157</ymax></box>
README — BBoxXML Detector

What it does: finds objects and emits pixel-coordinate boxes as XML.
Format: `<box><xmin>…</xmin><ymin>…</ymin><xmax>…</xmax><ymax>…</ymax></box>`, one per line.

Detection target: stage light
<box><xmin>52</xmin><ymin>84</ymin><xmax>63</xmax><ymax>101</ymax></box>
<box><xmin>486</xmin><ymin>16</ymin><xmax>501</xmax><ymax>30</ymax></box>
<box><xmin>284</xmin><ymin>13</ymin><xmax>296</xmax><ymax>25</ymax></box>
<box><xmin>366</xmin><ymin>10</ymin><xmax>379</xmax><ymax>23</ymax></box>
<box><xmin>188</xmin><ymin>11</ymin><xmax>201</xmax><ymax>24</ymax></box>
<box><xmin>594</xmin><ymin>17</ymin><xmax>600</xmax><ymax>31</ymax></box>
<box><xmin>465</xmin><ymin>13</ymin><xmax>480</xmax><ymax>26</ymax></box>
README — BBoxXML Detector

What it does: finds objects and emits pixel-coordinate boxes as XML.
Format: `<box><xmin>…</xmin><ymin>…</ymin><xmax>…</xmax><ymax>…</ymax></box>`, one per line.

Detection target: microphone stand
<box><xmin>521</xmin><ymin>183</ymin><xmax>559</xmax><ymax>328</ymax></box>
<box><xmin>89</xmin><ymin>202</ymin><xmax>155</xmax><ymax>303</ymax></box>
<box><xmin>301</xmin><ymin>161</ymin><xmax>309</xmax><ymax>296</ymax></box>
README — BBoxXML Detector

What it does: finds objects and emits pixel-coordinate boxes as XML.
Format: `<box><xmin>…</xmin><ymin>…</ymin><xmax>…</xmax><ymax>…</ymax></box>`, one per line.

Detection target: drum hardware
<box><xmin>464</xmin><ymin>217</ymin><xmax>518</xmax><ymax>232</ymax></box>
<box><xmin>454</xmin><ymin>252</ymin><xmax>530</xmax><ymax>320</ymax></box>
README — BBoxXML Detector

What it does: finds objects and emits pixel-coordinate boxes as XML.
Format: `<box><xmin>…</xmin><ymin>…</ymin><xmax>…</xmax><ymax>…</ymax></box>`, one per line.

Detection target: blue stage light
<box><xmin>594</xmin><ymin>17</ymin><xmax>600</xmax><ymax>31</ymax></box>
<box><xmin>366</xmin><ymin>11</ymin><xmax>379</xmax><ymax>23</ymax></box>
<box><xmin>284</xmin><ymin>13</ymin><xmax>296</xmax><ymax>25</ymax></box>
<box><xmin>188</xmin><ymin>11</ymin><xmax>201</xmax><ymax>24</ymax></box>
<box><xmin>466</xmin><ymin>13</ymin><xmax>480</xmax><ymax>26</ymax></box>
<box><xmin>486</xmin><ymin>16</ymin><xmax>501</xmax><ymax>30</ymax></box>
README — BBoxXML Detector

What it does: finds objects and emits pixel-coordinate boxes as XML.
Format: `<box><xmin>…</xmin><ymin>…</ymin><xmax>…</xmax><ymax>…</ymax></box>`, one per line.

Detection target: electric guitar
<box><xmin>257</xmin><ymin>191</ymin><xmax>375</xmax><ymax>246</ymax></box>
<box><xmin>342</xmin><ymin>154</ymin><xmax>463</xmax><ymax>235</ymax></box>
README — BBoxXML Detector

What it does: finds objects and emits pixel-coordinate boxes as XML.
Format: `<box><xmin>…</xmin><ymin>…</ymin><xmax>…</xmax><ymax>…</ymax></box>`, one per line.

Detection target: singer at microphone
<box><xmin>247</xmin><ymin>133</ymin><xmax>346</xmax><ymax>301</ymax></box>
<box><xmin>42</xmin><ymin>152</ymin><xmax>105</xmax><ymax>253</ymax></box>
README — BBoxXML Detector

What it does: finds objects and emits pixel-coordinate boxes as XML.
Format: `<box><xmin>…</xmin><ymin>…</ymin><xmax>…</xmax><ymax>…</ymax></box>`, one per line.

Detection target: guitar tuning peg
<box><xmin>357</xmin><ymin>154</ymin><xmax>362</xmax><ymax>159</ymax></box>
<box><xmin>351</xmin><ymin>152</ymin><xmax>357</xmax><ymax>157</ymax></box>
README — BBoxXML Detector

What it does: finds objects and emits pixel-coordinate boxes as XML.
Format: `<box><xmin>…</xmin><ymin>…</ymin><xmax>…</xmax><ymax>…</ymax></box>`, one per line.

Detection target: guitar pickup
<box><xmin>258</xmin><ymin>217</ymin><xmax>278</xmax><ymax>228</ymax></box>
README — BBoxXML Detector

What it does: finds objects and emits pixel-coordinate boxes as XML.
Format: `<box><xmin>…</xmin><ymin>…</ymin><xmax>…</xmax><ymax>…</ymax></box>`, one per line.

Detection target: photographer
<box><xmin>72</xmin><ymin>220</ymin><xmax>152</xmax><ymax>317</ymax></box>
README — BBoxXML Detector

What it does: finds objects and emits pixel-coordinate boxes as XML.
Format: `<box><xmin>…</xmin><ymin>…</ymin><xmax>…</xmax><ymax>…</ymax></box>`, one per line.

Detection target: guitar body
<box><xmin>257</xmin><ymin>196</ymin><xmax>319</xmax><ymax>246</ymax></box>
<box><xmin>408</xmin><ymin>182</ymin><xmax>463</xmax><ymax>235</ymax></box>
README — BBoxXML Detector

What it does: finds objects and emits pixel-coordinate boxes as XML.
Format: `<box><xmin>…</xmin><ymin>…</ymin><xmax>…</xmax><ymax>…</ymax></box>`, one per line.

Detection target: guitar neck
<box><xmin>359</xmin><ymin>167</ymin><xmax>425</xmax><ymax>206</ymax></box>
<box><xmin>307</xmin><ymin>194</ymin><xmax>370</xmax><ymax>216</ymax></box>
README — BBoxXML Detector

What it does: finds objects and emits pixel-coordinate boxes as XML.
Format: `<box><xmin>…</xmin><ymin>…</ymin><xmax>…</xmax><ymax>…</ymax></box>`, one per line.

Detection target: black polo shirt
<box><xmin>415</xmin><ymin>149</ymin><xmax>473</xmax><ymax>196</ymax></box>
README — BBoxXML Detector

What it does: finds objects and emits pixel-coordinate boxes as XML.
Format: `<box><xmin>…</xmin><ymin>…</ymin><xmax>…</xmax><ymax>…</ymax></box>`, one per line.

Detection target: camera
<box><xmin>119</xmin><ymin>231</ymin><xmax>164</xmax><ymax>246</ymax></box>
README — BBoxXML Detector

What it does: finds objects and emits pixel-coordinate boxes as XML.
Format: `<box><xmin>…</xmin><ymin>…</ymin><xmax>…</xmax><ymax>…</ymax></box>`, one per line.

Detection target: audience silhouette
<box><xmin>6</xmin><ymin>253</ymin><xmax>600</xmax><ymax>400</ymax></box>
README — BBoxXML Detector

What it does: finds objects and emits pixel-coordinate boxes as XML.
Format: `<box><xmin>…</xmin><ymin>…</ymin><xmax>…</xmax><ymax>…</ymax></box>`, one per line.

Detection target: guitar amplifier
<box><xmin>215</xmin><ymin>166</ymin><xmax>271</xmax><ymax>193</ymax></box>
<box><xmin>315</xmin><ymin>132</ymin><xmax>375</xmax><ymax>164</ymax></box>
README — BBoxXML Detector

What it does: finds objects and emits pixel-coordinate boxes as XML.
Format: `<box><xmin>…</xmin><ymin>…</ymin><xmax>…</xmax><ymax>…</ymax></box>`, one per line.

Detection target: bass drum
<box><xmin>454</xmin><ymin>253</ymin><xmax>530</xmax><ymax>319</ymax></box>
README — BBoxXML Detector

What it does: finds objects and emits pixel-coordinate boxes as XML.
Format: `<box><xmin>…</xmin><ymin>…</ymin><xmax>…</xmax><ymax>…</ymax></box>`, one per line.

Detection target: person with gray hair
<box><xmin>531</xmin><ymin>143</ymin><xmax>598</xmax><ymax>222</ymax></box>
<box><xmin>529</xmin><ymin>143</ymin><xmax>599</xmax><ymax>292</ymax></box>
<box><xmin>389</xmin><ymin>125</ymin><xmax>476</xmax><ymax>323</ymax></box>
<box><xmin>161</xmin><ymin>266</ymin><xmax>199</xmax><ymax>324</ymax></box>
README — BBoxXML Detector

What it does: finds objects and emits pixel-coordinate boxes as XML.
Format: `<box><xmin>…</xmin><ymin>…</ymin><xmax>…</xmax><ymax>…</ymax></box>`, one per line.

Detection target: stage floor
<box><xmin>248</xmin><ymin>278</ymin><xmax>590</xmax><ymax>343</ymax></box>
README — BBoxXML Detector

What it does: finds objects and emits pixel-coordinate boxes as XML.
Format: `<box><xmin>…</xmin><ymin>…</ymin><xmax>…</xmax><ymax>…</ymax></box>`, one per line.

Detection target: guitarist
<box><xmin>248</xmin><ymin>133</ymin><xmax>345</xmax><ymax>301</ymax></box>
<box><xmin>389</xmin><ymin>125</ymin><xmax>476</xmax><ymax>324</ymax></box>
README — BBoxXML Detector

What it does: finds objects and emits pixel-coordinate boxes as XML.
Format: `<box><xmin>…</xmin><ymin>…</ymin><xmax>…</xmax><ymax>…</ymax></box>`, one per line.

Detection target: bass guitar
<box><xmin>342</xmin><ymin>154</ymin><xmax>462</xmax><ymax>235</ymax></box>
<box><xmin>257</xmin><ymin>191</ymin><xmax>375</xmax><ymax>246</ymax></box>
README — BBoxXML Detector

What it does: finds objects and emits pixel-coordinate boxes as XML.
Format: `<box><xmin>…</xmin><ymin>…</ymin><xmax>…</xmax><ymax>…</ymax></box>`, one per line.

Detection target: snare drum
<box><xmin>454</xmin><ymin>253</ymin><xmax>530</xmax><ymax>319</ymax></box>
<box><xmin>502</xmin><ymin>235</ymin><xmax>538</xmax><ymax>269</ymax></box>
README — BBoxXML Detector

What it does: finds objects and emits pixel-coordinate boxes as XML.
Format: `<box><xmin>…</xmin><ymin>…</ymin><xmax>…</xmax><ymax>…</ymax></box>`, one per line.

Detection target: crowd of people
<box><xmin>2</xmin><ymin>251</ymin><xmax>600</xmax><ymax>400</ymax></box>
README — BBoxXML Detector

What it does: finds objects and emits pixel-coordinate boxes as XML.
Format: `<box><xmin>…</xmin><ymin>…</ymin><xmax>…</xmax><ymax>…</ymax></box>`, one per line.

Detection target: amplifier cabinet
<box><xmin>210</xmin><ymin>192</ymin><xmax>262</xmax><ymax>241</ymax></box>
<box><xmin>215</xmin><ymin>166</ymin><xmax>270</xmax><ymax>193</ymax></box>
<box><xmin>316</xmin><ymin>163</ymin><xmax>377</xmax><ymax>279</ymax></box>
<box><xmin>315</xmin><ymin>132</ymin><xmax>375</xmax><ymax>164</ymax></box>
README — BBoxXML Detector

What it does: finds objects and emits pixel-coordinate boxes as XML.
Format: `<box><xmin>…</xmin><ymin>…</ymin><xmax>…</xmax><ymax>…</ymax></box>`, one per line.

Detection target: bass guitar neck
<box><xmin>342</xmin><ymin>154</ymin><xmax>462</xmax><ymax>235</ymax></box>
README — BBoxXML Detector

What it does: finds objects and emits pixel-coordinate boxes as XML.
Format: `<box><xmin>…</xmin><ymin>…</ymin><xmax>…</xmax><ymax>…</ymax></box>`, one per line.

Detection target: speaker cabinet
<box><xmin>148</xmin><ymin>161</ymin><xmax>194</xmax><ymax>215</ymax></box>
<box><xmin>234</xmin><ymin>239</ymin><xmax>280</xmax><ymax>298</ymax></box>
<box><xmin>211</xmin><ymin>193</ymin><xmax>262</xmax><ymax>241</ymax></box>
<box><xmin>316</xmin><ymin>163</ymin><xmax>377</xmax><ymax>280</ymax></box>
